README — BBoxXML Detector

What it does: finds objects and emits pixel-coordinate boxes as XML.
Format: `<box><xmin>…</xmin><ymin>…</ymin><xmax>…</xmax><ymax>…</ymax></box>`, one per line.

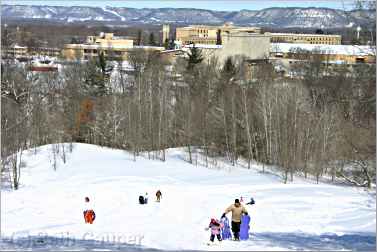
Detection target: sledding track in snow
<box><xmin>1</xmin><ymin>143</ymin><xmax>376</xmax><ymax>251</ymax></box>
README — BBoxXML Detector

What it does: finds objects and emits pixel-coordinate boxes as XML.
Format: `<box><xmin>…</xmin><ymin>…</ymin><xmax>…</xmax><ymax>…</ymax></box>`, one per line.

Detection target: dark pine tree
<box><xmin>315</xmin><ymin>29</ymin><xmax>324</xmax><ymax>34</ymax></box>
<box><xmin>216</xmin><ymin>29</ymin><xmax>222</xmax><ymax>45</ymax></box>
<box><xmin>136</xmin><ymin>30</ymin><xmax>142</xmax><ymax>46</ymax></box>
<box><xmin>168</xmin><ymin>40</ymin><xmax>176</xmax><ymax>50</ymax></box>
<box><xmin>149</xmin><ymin>32</ymin><xmax>156</xmax><ymax>46</ymax></box>
<box><xmin>222</xmin><ymin>57</ymin><xmax>236</xmax><ymax>76</ymax></box>
<box><xmin>163</xmin><ymin>38</ymin><xmax>169</xmax><ymax>49</ymax></box>
<box><xmin>186</xmin><ymin>44</ymin><xmax>204</xmax><ymax>70</ymax></box>
<box><xmin>83</xmin><ymin>52</ymin><xmax>112</xmax><ymax>97</ymax></box>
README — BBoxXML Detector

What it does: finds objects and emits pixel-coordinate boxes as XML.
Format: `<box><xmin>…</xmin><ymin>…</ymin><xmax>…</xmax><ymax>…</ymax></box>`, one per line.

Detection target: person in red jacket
<box><xmin>83</xmin><ymin>197</ymin><xmax>96</xmax><ymax>224</ymax></box>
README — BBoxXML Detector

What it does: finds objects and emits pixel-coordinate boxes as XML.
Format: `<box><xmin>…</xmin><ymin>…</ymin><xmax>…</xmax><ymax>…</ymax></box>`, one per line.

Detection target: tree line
<box><xmin>1</xmin><ymin>47</ymin><xmax>375</xmax><ymax>189</ymax></box>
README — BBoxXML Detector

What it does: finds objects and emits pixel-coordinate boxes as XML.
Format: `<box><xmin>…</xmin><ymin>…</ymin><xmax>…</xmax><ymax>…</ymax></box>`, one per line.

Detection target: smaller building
<box><xmin>28</xmin><ymin>47</ymin><xmax>61</xmax><ymax>58</ymax></box>
<box><xmin>269</xmin><ymin>33</ymin><xmax>341</xmax><ymax>45</ymax></box>
<box><xmin>85</xmin><ymin>32</ymin><xmax>134</xmax><ymax>48</ymax></box>
<box><xmin>270</xmin><ymin>43</ymin><xmax>376</xmax><ymax>64</ymax></box>
<box><xmin>243</xmin><ymin>58</ymin><xmax>274</xmax><ymax>82</ymax></box>
<box><xmin>2</xmin><ymin>44</ymin><xmax>28</xmax><ymax>59</ymax></box>
<box><xmin>2</xmin><ymin>44</ymin><xmax>61</xmax><ymax>60</ymax></box>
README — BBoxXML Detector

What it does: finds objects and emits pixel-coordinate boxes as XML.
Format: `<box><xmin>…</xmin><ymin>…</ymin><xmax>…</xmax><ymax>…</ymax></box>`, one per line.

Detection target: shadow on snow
<box><xmin>0</xmin><ymin>232</ymin><xmax>375</xmax><ymax>251</ymax></box>
<box><xmin>0</xmin><ymin>236</ymin><xmax>160</xmax><ymax>251</ymax></box>
<box><xmin>252</xmin><ymin>231</ymin><xmax>376</xmax><ymax>251</ymax></box>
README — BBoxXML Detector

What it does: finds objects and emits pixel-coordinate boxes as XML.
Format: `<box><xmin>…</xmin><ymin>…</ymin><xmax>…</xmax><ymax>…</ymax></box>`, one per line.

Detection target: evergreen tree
<box><xmin>216</xmin><ymin>29</ymin><xmax>222</xmax><ymax>45</ymax></box>
<box><xmin>149</xmin><ymin>32</ymin><xmax>156</xmax><ymax>46</ymax></box>
<box><xmin>169</xmin><ymin>40</ymin><xmax>176</xmax><ymax>50</ymax></box>
<box><xmin>82</xmin><ymin>52</ymin><xmax>112</xmax><ymax>97</ymax></box>
<box><xmin>163</xmin><ymin>38</ymin><xmax>169</xmax><ymax>49</ymax></box>
<box><xmin>186</xmin><ymin>44</ymin><xmax>204</xmax><ymax>70</ymax></box>
<box><xmin>70</xmin><ymin>36</ymin><xmax>80</xmax><ymax>44</ymax></box>
<box><xmin>315</xmin><ymin>29</ymin><xmax>324</xmax><ymax>34</ymax></box>
<box><xmin>222</xmin><ymin>57</ymin><xmax>236</xmax><ymax>78</ymax></box>
<box><xmin>136</xmin><ymin>30</ymin><xmax>142</xmax><ymax>46</ymax></box>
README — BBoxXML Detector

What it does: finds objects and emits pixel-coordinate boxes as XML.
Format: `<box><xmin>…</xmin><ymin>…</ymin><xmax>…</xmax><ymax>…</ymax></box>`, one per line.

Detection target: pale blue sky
<box><xmin>2</xmin><ymin>0</ymin><xmax>357</xmax><ymax>11</ymax></box>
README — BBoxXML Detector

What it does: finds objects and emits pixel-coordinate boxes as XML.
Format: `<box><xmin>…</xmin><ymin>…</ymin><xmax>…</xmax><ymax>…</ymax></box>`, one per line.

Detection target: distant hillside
<box><xmin>2</xmin><ymin>5</ymin><xmax>375</xmax><ymax>28</ymax></box>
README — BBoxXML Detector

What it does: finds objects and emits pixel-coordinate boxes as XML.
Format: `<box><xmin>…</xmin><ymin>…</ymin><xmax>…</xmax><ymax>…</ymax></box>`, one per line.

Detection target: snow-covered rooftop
<box><xmin>8</xmin><ymin>44</ymin><xmax>28</xmax><ymax>49</ymax></box>
<box><xmin>64</xmin><ymin>44</ymin><xmax>164</xmax><ymax>50</ymax></box>
<box><xmin>65</xmin><ymin>44</ymin><xmax>133</xmax><ymax>49</ymax></box>
<box><xmin>183</xmin><ymin>44</ymin><xmax>222</xmax><ymax>49</ymax></box>
<box><xmin>270</xmin><ymin>33</ymin><xmax>341</xmax><ymax>37</ymax></box>
<box><xmin>271</xmin><ymin>43</ymin><xmax>376</xmax><ymax>56</ymax></box>
<box><xmin>133</xmin><ymin>46</ymin><xmax>165</xmax><ymax>50</ymax></box>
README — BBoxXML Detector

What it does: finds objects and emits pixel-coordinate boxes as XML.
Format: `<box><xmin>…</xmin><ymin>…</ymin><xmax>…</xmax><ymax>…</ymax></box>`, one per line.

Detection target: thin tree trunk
<box><xmin>242</xmin><ymin>87</ymin><xmax>253</xmax><ymax>169</ymax></box>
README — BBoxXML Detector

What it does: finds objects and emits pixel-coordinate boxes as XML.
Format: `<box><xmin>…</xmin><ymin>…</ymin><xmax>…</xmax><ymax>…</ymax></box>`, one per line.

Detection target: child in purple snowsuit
<box><xmin>208</xmin><ymin>218</ymin><xmax>223</xmax><ymax>242</ymax></box>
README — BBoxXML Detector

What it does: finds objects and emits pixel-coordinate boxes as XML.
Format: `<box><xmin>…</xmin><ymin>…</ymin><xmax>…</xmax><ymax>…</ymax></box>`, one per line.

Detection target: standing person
<box><xmin>221</xmin><ymin>199</ymin><xmax>248</xmax><ymax>241</ymax></box>
<box><xmin>139</xmin><ymin>195</ymin><xmax>145</xmax><ymax>204</ymax></box>
<box><xmin>83</xmin><ymin>197</ymin><xmax>96</xmax><ymax>224</ymax></box>
<box><xmin>156</xmin><ymin>190</ymin><xmax>162</xmax><ymax>202</ymax></box>
<box><xmin>144</xmin><ymin>192</ymin><xmax>148</xmax><ymax>204</ymax></box>
<box><xmin>207</xmin><ymin>218</ymin><xmax>222</xmax><ymax>244</ymax></box>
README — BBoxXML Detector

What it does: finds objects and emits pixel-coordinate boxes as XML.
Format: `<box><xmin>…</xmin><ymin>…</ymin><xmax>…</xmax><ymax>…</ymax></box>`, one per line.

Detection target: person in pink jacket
<box><xmin>208</xmin><ymin>218</ymin><xmax>223</xmax><ymax>243</ymax></box>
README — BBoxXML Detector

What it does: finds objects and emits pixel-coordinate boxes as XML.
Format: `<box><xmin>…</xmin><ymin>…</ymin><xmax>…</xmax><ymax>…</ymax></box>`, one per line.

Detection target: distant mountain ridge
<box><xmin>1</xmin><ymin>5</ymin><xmax>375</xmax><ymax>28</ymax></box>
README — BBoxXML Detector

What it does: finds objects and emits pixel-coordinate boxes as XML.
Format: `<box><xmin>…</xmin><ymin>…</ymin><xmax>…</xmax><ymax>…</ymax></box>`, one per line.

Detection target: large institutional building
<box><xmin>62</xmin><ymin>32</ymin><xmax>165</xmax><ymax>61</ymax></box>
<box><xmin>176</xmin><ymin>31</ymin><xmax>271</xmax><ymax>66</ymax></box>
<box><xmin>175</xmin><ymin>23</ymin><xmax>261</xmax><ymax>45</ymax></box>
<box><xmin>269</xmin><ymin>33</ymin><xmax>342</xmax><ymax>45</ymax></box>
<box><xmin>176</xmin><ymin>23</ymin><xmax>342</xmax><ymax>46</ymax></box>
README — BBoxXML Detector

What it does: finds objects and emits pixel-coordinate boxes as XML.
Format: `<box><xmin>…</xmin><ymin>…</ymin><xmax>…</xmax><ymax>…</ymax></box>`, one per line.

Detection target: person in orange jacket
<box><xmin>83</xmin><ymin>197</ymin><xmax>96</xmax><ymax>224</ymax></box>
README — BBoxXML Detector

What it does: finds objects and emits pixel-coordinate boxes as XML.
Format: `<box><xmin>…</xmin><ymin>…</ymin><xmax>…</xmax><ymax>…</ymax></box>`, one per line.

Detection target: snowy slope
<box><xmin>1</xmin><ymin>143</ymin><xmax>376</xmax><ymax>251</ymax></box>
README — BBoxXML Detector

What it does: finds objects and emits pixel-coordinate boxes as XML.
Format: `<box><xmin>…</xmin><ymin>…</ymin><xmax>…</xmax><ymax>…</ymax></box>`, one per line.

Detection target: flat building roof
<box><xmin>269</xmin><ymin>33</ymin><xmax>341</xmax><ymax>37</ymax></box>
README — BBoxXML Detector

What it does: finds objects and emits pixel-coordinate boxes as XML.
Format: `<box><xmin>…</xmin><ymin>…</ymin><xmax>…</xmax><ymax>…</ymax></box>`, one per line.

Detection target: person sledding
<box><xmin>83</xmin><ymin>197</ymin><xmax>96</xmax><ymax>224</ymax></box>
<box><xmin>246</xmin><ymin>197</ymin><xmax>255</xmax><ymax>205</ymax></box>
<box><xmin>156</xmin><ymin>190</ymin><xmax>162</xmax><ymax>202</ymax></box>
<box><xmin>206</xmin><ymin>218</ymin><xmax>222</xmax><ymax>244</ymax></box>
<box><xmin>221</xmin><ymin>199</ymin><xmax>248</xmax><ymax>241</ymax></box>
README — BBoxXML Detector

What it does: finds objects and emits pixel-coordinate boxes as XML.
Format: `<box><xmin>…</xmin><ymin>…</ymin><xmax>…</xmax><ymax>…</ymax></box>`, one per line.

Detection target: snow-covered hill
<box><xmin>1</xmin><ymin>143</ymin><xmax>376</xmax><ymax>250</ymax></box>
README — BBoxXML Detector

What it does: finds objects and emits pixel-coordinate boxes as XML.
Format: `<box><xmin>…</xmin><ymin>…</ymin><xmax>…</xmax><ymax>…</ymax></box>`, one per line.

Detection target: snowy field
<box><xmin>1</xmin><ymin>143</ymin><xmax>376</xmax><ymax>251</ymax></box>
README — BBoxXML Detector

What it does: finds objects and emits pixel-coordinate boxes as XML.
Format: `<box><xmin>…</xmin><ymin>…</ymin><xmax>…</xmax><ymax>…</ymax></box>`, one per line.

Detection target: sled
<box><xmin>239</xmin><ymin>214</ymin><xmax>250</xmax><ymax>240</ymax></box>
<box><xmin>220</xmin><ymin>216</ymin><xmax>232</xmax><ymax>240</ymax></box>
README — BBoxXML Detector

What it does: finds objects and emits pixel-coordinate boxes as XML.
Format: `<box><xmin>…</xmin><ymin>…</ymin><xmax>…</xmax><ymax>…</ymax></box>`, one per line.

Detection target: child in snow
<box><xmin>139</xmin><ymin>195</ymin><xmax>145</xmax><ymax>204</ymax></box>
<box><xmin>83</xmin><ymin>197</ymin><xmax>95</xmax><ymax>224</ymax></box>
<box><xmin>156</xmin><ymin>190</ymin><xmax>162</xmax><ymax>202</ymax></box>
<box><xmin>246</xmin><ymin>197</ymin><xmax>255</xmax><ymax>205</ymax></box>
<box><xmin>144</xmin><ymin>193</ymin><xmax>148</xmax><ymax>204</ymax></box>
<box><xmin>207</xmin><ymin>218</ymin><xmax>223</xmax><ymax>243</ymax></box>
